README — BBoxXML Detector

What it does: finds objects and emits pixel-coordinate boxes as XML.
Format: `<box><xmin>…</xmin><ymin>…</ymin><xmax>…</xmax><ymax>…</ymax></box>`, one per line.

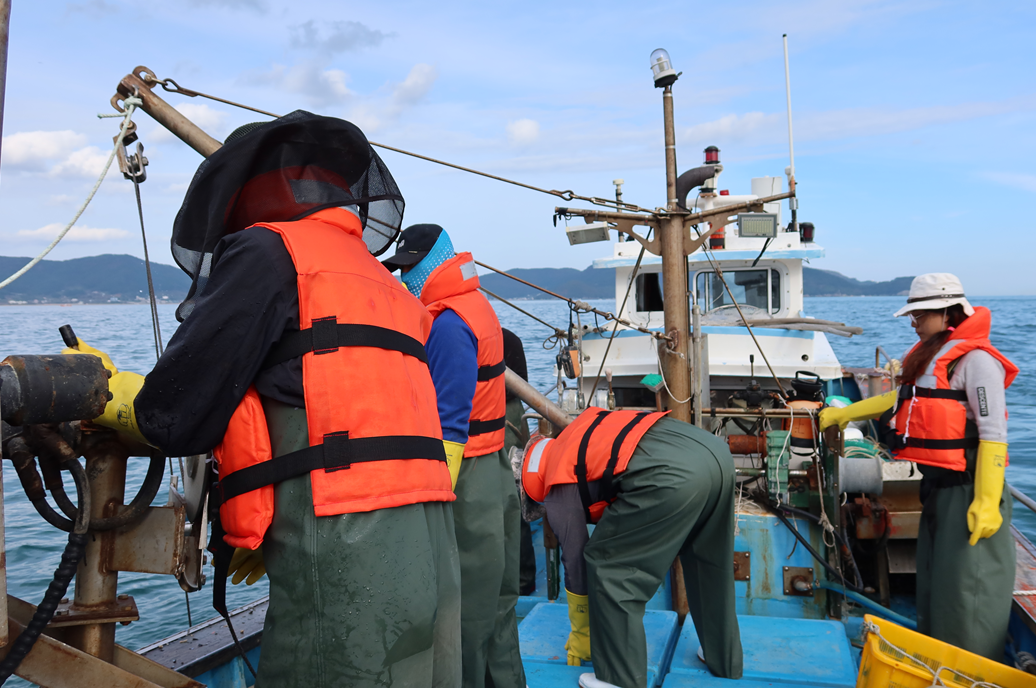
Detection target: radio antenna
<box><xmin>783</xmin><ymin>34</ymin><xmax>795</xmax><ymax>181</ymax></box>
<box><xmin>782</xmin><ymin>33</ymin><xmax>798</xmax><ymax>234</ymax></box>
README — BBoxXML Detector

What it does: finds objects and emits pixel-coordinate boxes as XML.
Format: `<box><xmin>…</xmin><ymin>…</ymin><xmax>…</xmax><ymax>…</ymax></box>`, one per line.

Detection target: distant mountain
<box><xmin>480</xmin><ymin>264</ymin><xmax>912</xmax><ymax>300</ymax></box>
<box><xmin>480</xmin><ymin>266</ymin><xmax>614</xmax><ymax>300</ymax></box>
<box><xmin>0</xmin><ymin>255</ymin><xmax>191</xmax><ymax>304</ymax></box>
<box><xmin>0</xmin><ymin>254</ymin><xmax>911</xmax><ymax>305</ymax></box>
<box><xmin>802</xmin><ymin>268</ymin><xmax>913</xmax><ymax>297</ymax></box>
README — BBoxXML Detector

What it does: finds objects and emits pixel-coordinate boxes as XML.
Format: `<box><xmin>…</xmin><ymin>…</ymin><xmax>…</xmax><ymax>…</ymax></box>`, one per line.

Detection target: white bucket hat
<box><xmin>893</xmin><ymin>273</ymin><xmax>975</xmax><ymax>318</ymax></box>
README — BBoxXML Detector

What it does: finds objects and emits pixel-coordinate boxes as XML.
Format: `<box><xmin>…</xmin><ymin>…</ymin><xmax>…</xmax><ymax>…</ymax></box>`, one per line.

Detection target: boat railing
<box><xmin>1010</xmin><ymin>484</ymin><xmax>1036</xmax><ymax>514</ymax></box>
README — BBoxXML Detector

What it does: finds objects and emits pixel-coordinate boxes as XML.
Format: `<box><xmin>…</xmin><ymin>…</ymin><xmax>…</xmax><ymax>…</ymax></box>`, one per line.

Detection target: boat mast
<box><xmin>654</xmin><ymin>50</ymin><xmax>693</xmax><ymax>423</ymax></box>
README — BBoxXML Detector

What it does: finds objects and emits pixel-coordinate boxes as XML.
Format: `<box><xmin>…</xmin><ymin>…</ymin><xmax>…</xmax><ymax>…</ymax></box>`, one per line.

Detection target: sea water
<box><xmin>0</xmin><ymin>295</ymin><xmax>1032</xmax><ymax>654</ymax></box>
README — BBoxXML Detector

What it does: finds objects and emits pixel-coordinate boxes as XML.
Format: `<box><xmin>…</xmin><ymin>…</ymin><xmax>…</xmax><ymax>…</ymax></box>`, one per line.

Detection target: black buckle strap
<box><xmin>477</xmin><ymin>360</ymin><xmax>506</xmax><ymax>382</ymax></box>
<box><xmin>261</xmin><ymin>318</ymin><xmax>428</xmax><ymax>370</ymax></box>
<box><xmin>599</xmin><ymin>413</ymin><xmax>652</xmax><ymax>504</ymax></box>
<box><xmin>575</xmin><ymin>412</ymin><xmax>611</xmax><ymax>524</ymax></box>
<box><xmin>218</xmin><ymin>433</ymin><xmax>446</xmax><ymax>503</ymax></box>
<box><xmin>904</xmin><ymin>437</ymin><xmax>979</xmax><ymax>451</ymax></box>
<box><xmin>468</xmin><ymin>416</ymin><xmax>506</xmax><ymax>436</ymax></box>
<box><xmin>899</xmin><ymin>385</ymin><xmax>968</xmax><ymax>402</ymax></box>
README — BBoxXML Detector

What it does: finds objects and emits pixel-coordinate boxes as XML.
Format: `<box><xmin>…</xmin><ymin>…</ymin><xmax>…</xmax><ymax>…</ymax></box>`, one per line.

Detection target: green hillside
<box><xmin>0</xmin><ymin>255</ymin><xmax>191</xmax><ymax>304</ymax></box>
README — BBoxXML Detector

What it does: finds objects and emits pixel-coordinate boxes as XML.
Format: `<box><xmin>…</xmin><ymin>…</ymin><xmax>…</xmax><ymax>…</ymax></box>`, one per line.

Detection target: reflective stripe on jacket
<box><xmin>214</xmin><ymin>208</ymin><xmax>453</xmax><ymax>550</ymax></box>
<box><xmin>422</xmin><ymin>252</ymin><xmax>507</xmax><ymax>457</ymax></box>
<box><xmin>522</xmin><ymin>407</ymin><xmax>668</xmax><ymax>523</ymax></box>
<box><xmin>893</xmin><ymin>307</ymin><xmax>1017</xmax><ymax>471</ymax></box>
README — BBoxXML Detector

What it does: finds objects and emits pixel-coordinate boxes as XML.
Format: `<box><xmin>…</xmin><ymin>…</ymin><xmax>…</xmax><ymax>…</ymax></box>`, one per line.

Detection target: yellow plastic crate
<box><xmin>857</xmin><ymin>614</ymin><xmax>1036</xmax><ymax>688</ymax></box>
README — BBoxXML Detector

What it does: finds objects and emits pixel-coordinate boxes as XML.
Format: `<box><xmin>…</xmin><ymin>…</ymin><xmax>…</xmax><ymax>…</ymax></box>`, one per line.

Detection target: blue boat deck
<box><xmin>517</xmin><ymin>516</ymin><xmax>861</xmax><ymax>688</ymax></box>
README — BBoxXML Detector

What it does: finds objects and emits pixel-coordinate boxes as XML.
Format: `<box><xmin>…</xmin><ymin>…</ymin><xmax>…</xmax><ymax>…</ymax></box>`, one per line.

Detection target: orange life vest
<box><xmin>214</xmin><ymin>208</ymin><xmax>453</xmax><ymax>550</ymax></box>
<box><xmin>422</xmin><ymin>253</ymin><xmax>506</xmax><ymax>457</ymax></box>
<box><xmin>892</xmin><ymin>307</ymin><xmax>1017</xmax><ymax>472</ymax></box>
<box><xmin>522</xmin><ymin>408</ymin><xmax>668</xmax><ymax>523</ymax></box>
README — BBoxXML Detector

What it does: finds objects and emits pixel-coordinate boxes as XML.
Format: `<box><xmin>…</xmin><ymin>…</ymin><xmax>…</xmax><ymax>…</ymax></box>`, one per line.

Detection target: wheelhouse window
<box><xmin>635</xmin><ymin>273</ymin><xmax>664</xmax><ymax>312</ymax></box>
<box><xmin>694</xmin><ymin>268</ymin><xmax>781</xmax><ymax>314</ymax></box>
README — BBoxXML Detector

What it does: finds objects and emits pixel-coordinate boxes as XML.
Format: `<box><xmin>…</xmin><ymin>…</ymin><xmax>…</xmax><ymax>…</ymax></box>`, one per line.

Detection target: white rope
<box><xmin>0</xmin><ymin>96</ymin><xmax>143</xmax><ymax>291</ymax></box>
<box><xmin>653</xmin><ymin>343</ymin><xmax>692</xmax><ymax>405</ymax></box>
<box><xmin>1013</xmin><ymin>590</ymin><xmax>1036</xmax><ymax>596</ymax></box>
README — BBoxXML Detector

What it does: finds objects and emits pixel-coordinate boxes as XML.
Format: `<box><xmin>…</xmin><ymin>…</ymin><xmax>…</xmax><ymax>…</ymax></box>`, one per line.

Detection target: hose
<box><xmin>815</xmin><ymin>581</ymin><xmax>917</xmax><ymax>630</ymax></box>
<box><xmin>87</xmin><ymin>450</ymin><xmax>165</xmax><ymax>531</ymax></box>
<box><xmin>763</xmin><ymin>501</ymin><xmax>868</xmax><ymax>595</ymax></box>
<box><xmin>6</xmin><ymin>436</ymin><xmax>76</xmax><ymax>532</ymax></box>
<box><xmin>0</xmin><ymin>454</ymin><xmax>90</xmax><ymax>684</ymax></box>
<box><xmin>777</xmin><ymin>503</ymin><xmax>865</xmax><ymax>589</ymax></box>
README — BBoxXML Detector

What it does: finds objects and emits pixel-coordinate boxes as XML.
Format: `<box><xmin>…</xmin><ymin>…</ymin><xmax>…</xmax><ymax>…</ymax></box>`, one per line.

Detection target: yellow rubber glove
<box><xmin>228</xmin><ymin>546</ymin><xmax>266</xmax><ymax>585</ymax></box>
<box><xmin>819</xmin><ymin>391</ymin><xmax>898</xmax><ymax>431</ymax></box>
<box><xmin>443</xmin><ymin>440</ymin><xmax>465</xmax><ymax>491</ymax></box>
<box><xmin>565</xmin><ymin>590</ymin><xmax>591</xmax><ymax>666</ymax></box>
<box><xmin>93</xmin><ymin>371</ymin><xmax>151</xmax><ymax>446</ymax></box>
<box><xmin>61</xmin><ymin>337</ymin><xmax>118</xmax><ymax>375</ymax></box>
<box><xmin>967</xmin><ymin>440</ymin><xmax>1007</xmax><ymax>546</ymax></box>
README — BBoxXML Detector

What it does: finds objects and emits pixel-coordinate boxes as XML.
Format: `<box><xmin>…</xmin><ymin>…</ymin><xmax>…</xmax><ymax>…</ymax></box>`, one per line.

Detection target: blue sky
<box><xmin>1</xmin><ymin>0</ymin><xmax>1034</xmax><ymax>294</ymax></box>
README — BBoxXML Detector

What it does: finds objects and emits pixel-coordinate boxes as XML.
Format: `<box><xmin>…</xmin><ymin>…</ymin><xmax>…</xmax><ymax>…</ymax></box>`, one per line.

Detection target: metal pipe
<box><xmin>0</xmin><ymin>0</ymin><xmax>12</xmax><ymax>167</ymax></box>
<box><xmin>692</xmin><ymin>304</ymin><xmax>703</xmax><ymax>427</ymax></box>
<box><xmin>556</xmin><ymin>191</ymin><xmax>794</xmax><ymax>229</ymax></box>
<box><xmin>782</xmin><ymin>34</ymin><xmax>796</xmax><ymax>182</ymax></box>
<box><xmin>704</xmin><ymin>407</ymin><xmax>815</xmax><ymax>419</ymax></box>
<box><xmin>736</xmin><ymin>468</ymin><xmax>808</xmax><ymax>478</ymax></box>
<box><xmin>116</xmin><ymin>71</ymin><xmax>221</xmax><ymax>158</ymax></box>
<box><xmin>505</xmin><ymin>367</ymin><xmax>571</xmax><ymax>430</ymax></box>
<box><xmin>659</xmin><ymin>85</ymin><xmax>692</xmax><ymax>423</ymax></box>
<box><xmin>1010</xmin><ymin>484</ymin><xmax>1036</xmax><ymax>514</ymax></box>
<box><xmin>66</xmin><ymin>437</ymin><xmax>128</xmax><ymax>662</ymax></box>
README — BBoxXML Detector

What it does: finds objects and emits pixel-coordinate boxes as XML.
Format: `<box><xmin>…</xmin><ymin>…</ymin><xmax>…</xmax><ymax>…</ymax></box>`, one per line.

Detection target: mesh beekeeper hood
<box><xmin>170</xmin><ymin>110</ymin><xmax>405</xmax><ymax>321</ymax></box>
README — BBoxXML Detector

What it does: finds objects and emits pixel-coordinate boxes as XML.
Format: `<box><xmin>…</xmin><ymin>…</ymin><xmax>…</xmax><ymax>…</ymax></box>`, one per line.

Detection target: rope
<box><xmin>128</xmin><ymin>148</ymin><xmax>164</xmax><ymax>359</ymax></box>
<box><xmin>0</xmin><ymin>97</ymin><xmax>143</xmax><ymax>290</ymax></box>
<box><xmin>588</xmin><ymin>240</ymin><xmax>648</xmax><ymax>402</ymax></box>
<box><xmin>473</xmin><ymin>259</ymin><xmax>669</xmax><ymax>341</ymax></box>
<box><xmin>654</xmin><ymin>341</ymin><xmax>691</xmax><ymax>404</ymax></box>
<box><xmin>479</xmin><ymin>286</ymin><xmax>565</xmax><ymax>337</ymax></box>
<box><xmin>138</xmin><ymin>71</ymin><xmax>656</xmax><ymax>215</ymax></box>
<box><xmin>689</xmin><ymin>223</ymin><xmax>787</xmax><ymax>396</ymax></box>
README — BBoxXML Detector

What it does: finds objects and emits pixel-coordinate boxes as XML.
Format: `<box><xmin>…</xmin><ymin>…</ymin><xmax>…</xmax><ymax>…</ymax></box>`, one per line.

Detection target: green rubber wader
<box><xmin>915</xmin><ymin>471</ymin><xmax>1015</xmax><ymax>660</ymax></box>
<box><xmin>503</xmin><ymin>398</ymin><xmax>537</xmax><ymax>595</ymax></box>
<box><xmin>584</xmin><ymin>417</ymin><xmax>743</xmax><ymax>687</ymax></box>
<box><xmin>453</xmin><ymin>447</ymin><xmax>526</xmax><ymax>688</ymax></box>
<box><xmin>256</xmin><ymin>398</ymin><xmax>462</xmax><ymax>688</ymax></box>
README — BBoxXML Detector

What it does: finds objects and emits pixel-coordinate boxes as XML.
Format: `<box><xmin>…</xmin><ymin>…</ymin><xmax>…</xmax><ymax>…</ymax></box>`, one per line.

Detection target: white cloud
<box><xmin>48</xmin><ymin>146</ymin><xmax>112</xmax><ymax>180</ymax></box>
<box><xmin>289</xmin><ymin>20</ymin><xmax>392</xmax><ymax>55</ymax></box>
<box><xmin>17</xmin><ymin>222</ymin><xmax>130</xmax><ymax>242</ymax></box>
<box><xmin>242</xmin><ymin>62</ymin><xmax>353</xmax><ymax>106</ymax></box>
<box><xmin>348</xmin><ymin>64</ymin><xmax>437</xmax><ymax>133</ymax></box>
<box><xmin>982</xmin><ymin>172</ymin><xmax>1036</xmax><ymax>193</ymax></box>
<box><xmin>2</xmin><ymin>130</ymin><xmax>88</xmax><ymax>171</ymax></box>
<box><xmin>150</xmin><ymin>103</ymin><xmax>232</xmax><ymax>143</ymax></box>
<box><xmin>506</xmin><ymin>119</ymin><xmax>540</xmax><ymax>146</ymax></box>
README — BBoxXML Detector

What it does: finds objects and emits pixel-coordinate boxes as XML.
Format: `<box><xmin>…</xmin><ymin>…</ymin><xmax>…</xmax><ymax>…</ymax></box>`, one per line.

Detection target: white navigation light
<box><xmin>566</xmin><ymin>222</ymin><xmax>611</xmax><ymax>246</ymax></box>
<box><xmin>650</xmin><ymin>49</ymin><xmax>678</xmax><ymax>88</ymax></box>
<box><xmin>737</xmin><ymin>213</ymin><xmax>779</xmax><ymax>238</ymax></box>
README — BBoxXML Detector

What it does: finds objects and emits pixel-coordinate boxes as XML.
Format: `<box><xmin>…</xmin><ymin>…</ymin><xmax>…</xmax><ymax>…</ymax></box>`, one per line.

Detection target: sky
<box><xmin>0</xmin><ymin>0</ymin><xmax>1034</xmax><ymax>294</ymax></box>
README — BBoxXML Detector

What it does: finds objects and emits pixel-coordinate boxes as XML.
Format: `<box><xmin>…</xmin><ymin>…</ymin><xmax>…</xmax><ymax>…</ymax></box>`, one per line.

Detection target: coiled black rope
<box><xmin>0</xmin><ymin>458</ymin><xmax>90</xmax><ymax>684</ymax></box>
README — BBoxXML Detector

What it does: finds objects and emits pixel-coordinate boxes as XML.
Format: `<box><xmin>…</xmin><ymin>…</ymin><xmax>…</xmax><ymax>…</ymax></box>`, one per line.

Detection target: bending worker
<box><xmin>66</xmin><ymin>113</ymin><xmax>461</xmax><ymax>687</ymax></box>
<box><xmin>518</xmin><ymin>407</ymin><xmax>743</xmax><ymax>688</ymax></box>
<box><xmin>820</xmin><ymin>273</ymin><xmax>1017</xmax><ymax>660</ymax></box>
<box><xmin>383</xmin><ymin>226</ymin><xmax>526</xmax><ymax>688</ymax></box>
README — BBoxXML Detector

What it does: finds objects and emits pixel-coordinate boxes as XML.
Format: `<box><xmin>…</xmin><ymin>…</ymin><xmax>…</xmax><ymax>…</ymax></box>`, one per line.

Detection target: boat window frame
<box><xmin>692</xmin><ymin>267</ymin><xmax>782</xmax><ymax>315</ymax></box>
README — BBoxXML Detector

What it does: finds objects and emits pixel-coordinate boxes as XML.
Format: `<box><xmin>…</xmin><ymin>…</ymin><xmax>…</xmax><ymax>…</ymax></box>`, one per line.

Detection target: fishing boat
<box><xmin>1</xmin><ymin>40</ymin><xmax>1035</xmax><ymax>688</ymax></box>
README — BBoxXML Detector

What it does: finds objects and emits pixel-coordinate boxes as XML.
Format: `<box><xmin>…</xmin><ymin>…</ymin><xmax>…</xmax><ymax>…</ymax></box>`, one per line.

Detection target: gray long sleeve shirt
<box><xmin>544</xmin><ymin>481</ymin><xmax>601</xmax><ymax>596</ymax></box>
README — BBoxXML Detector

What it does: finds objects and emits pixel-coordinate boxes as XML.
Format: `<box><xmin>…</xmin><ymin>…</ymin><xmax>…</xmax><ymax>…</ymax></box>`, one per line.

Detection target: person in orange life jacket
<box><xmin>820</xmin><ymin>273</ymin><xmax>1018</xmax><ymax>660</ymax></box>
<box><xmin>63</xmin><ymin>113</ymin><xmax>461</xmax><ymax>688</ymax></box>
<box><xmin>383</xmin><ymin>225</ymin><xmax>525</xmax><ymax>688</ymax></box>
<box><xmin>517</xmin><ymin>407</ymin><xmax>743</xmax><ymax>688</ymax></box>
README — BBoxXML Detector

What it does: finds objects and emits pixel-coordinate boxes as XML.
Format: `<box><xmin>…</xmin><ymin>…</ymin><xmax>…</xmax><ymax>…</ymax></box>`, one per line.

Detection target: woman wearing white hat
<box><xmin>821</xmin><ymin>273</ymin><xmax>1019</xmax><ymax>660</ymax></box>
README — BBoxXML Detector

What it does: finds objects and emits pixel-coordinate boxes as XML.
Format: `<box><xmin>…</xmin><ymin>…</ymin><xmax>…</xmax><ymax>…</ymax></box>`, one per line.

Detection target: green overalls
<box><xmin>256</xmin><ymin>399</ymin><xmax>462</xmax><ymax>688</ymax></box>
<box><xmin>584</xmin><ymin>417</ymin><xmax>743</xmax><ymax>686</ymax></box>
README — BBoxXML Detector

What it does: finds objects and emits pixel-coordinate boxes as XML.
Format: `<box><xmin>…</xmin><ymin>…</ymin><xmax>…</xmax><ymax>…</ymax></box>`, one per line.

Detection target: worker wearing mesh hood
<box><xmin>384</xmin><ymin>226</ymin><xmax>526</xmax><ymax>688</ymax></box>
<box><xmin>65</xmin><ymin>112</ymin><xmax>461</xmax><ymax>688</ymax></box>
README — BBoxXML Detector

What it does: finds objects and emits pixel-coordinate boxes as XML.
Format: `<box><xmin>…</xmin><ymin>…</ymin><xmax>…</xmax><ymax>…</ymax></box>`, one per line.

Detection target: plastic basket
<box><xmin>857</xmin><ymin>614</ymin><xmax>1036</xmax><ymax>688</ymax></box>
